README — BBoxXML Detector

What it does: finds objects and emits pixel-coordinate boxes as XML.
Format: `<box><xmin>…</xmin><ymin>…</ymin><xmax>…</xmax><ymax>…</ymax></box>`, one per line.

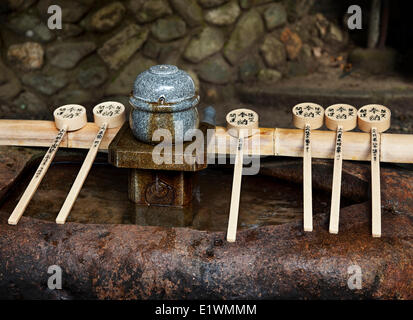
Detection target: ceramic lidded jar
<box><xmin>129</xmin><ymin>64</ymin><xmax>199</xmax><ymax>144</ymax></box>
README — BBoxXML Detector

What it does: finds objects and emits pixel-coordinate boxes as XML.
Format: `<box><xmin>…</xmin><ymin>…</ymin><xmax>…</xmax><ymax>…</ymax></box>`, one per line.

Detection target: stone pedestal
<box><xmin>128</xmin><ymin>169</ymin><xmax>193</xmax><ymax>207</ymax></box>
<box><xmin>108</xmin><ymin>122</ymin><xmax>210</xmax><ymax>207</ymax></box>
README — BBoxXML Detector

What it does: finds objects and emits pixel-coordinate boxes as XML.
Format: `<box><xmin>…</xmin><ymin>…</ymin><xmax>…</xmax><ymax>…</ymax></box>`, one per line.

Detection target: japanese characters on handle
<box><xmin>8</xmin><ymin>105</ymin><xmax>87</xmax><ymax>225</ymax></box>
<box><xmin>292</xmin><ymin>102</ymin><xmax>324</xmax><ymax>232</ymax></box>
<box><xmin>56</xmin><ymin>102</ymin><xmax>126</xmax><ymax>224</ymax></box>
<box><xmin>325</xmin><ymin>104</ymin><xmax>358</xmax><ymax>234</ymax></box>
<box><xmin>226</xmin><ymin>108</ymin><xmax>259</xmax><ymax>242</ymax></box>
<box><xmin>357</xmin><ymin>104</ymin><xmax>391</xmax><ymax>237</ymax></box>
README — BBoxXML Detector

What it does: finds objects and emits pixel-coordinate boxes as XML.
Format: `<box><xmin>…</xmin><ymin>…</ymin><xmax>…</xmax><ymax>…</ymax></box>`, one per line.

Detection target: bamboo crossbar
<box><xmin>0</xmin><ymin>120</ymin><xmax>117</xmax><ymax>151</ymax></box>
<box><xmin>0</xmin><ymin>120</ymin><xmax>412</xmax><ymax>163</ymax></box>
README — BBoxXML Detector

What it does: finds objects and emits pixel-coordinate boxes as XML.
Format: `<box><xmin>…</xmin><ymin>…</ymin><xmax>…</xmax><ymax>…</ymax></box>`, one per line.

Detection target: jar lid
<box><xmin>130</xmin><ymin>64</ymin><xmax>196</xmax><ymax>104</ymax></box>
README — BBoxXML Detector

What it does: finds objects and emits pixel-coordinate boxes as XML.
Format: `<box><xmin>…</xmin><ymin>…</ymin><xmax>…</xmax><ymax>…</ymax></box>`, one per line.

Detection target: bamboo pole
<box><xmin>0</xmin><ymin>120</ymin><xmax>119</xmax><ymax>151</ymax></box>
<box><xmin>0</xmin><ymin>120</ymin><xmax>413</xmax><ymax>163</ymax></box>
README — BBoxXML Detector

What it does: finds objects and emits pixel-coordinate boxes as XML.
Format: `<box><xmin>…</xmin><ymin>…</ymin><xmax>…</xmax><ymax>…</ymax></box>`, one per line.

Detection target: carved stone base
<box><xmin>128</xmin><ymin>169</ymin><xmax>194</xmax><ymax>207</ymax></box>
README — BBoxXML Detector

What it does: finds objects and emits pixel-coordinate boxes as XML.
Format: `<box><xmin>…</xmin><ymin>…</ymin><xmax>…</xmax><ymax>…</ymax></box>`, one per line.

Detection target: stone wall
<box><xmin>0</xmin><ymin>0</ymin><xmax>348</xmax><ymax>119</ymax></box>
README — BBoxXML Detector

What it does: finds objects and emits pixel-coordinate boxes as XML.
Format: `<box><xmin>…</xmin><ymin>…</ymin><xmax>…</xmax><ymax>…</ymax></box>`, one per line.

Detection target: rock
<box><xmin>77</xmin><ymin>65</ymin><xmax>108</xmax><ymax>89</ymax></box>
<box><xmin>7</xmin><ymin>42</ymin><xmax>44</xmax><ymax>71</ymax></box>
<box><xmin>286</xmin><ymin>44</ymin><xmax>316</xmax><ymax>77</ymax></box>
<box><xmin>326</xmin><ymin>23</ymin><xmax>344</xmax><ymax>43</ymax></box>
<box><xmin>106</xmin><ymin>55</ymin><xmax>156</xmax><ymax>96</ymax></box>
<box><xmin>89</xmin><ymin>2</ymin><xmax>125</xmax><ymax>32</ymax></box>
<box><xmin>348</xmin><ymin>48</ymin><xmax>397</xmax><ymax>75</ymax></box>
<box><xmin>98</xmin><ymin>24</ymin><xmax>149</xmax><ymax>70</ymax></box>
<box><xmin>239</xmin><ymin>0</ymin><xmax>274</xmax><ymax>9</ymax></box>
<box><xmin>315</xmin><ymin>13</ymin><xmax>329</xmax><ymax>38</ymax></box>
<box><xmin>126</xmin><ymin>0</ymin><xmax>144</xmax><ymax>15</ymax></box>
<box><xmin>53</xmin><ymin>88</ymin><xmax>94</xmax><ymax>106</ymax></box>
<box><xmin>287</xmin><ymin>60</ymin><xmax>310</xmax><ymax>77</ymax></box>
<box><xmin>144</xmin><ymin>37</ymin><xmax>189</xmax><ymax>63</ymax></box>
<box><xmin>263</xmin><ymin>3</ymin><xmax>287</xmax><ymax>30</ymax></box>
<box><xmin>184</xmin><ymin>27</ymin><xmax>225</xmax><ymax>63</ymax></box>
<box><xmin>170</xmin><ymin>0</ymin><xmax>203</xmax><ymax>27</ymax></box>
<box><xmin>0</xmin><ymin>61</ymin><xmax>21</xmax><ymax>101</ymax></box>
<box><xmin>184</xmin><ymin>69</ymin><xmax>200</xmax><ymax>93</ymax></box>
<box><xmin>142</xmin><ymin>38</ymin><xmax>162</xmax><ymax>59</ymax></box>
<box><xmin>284</xmin><ymin>0</ymin><xmax>314</xmax><ymax>22</ymax></box>
<box><xmin>47</xmin><ymin>41</ymin><xmax>96</xmax><ymax>69</ymax></box>
<box><xmin>134</xmin><ymin>0</ymin><xmax>172</xmax><ymax>23</ymax></box>
<box><xmin>301</xmin><ymin>43</ymin><xmax>312</xmax><ymax>58</ymax></box>
<box><xmin>37</xmin><ymin>0</ymin><xmax>90</xmax><ymax>23</ymax></box>
<box><xmin>8</xmin><ymin>13</ymin><xmax>54</xmax><ymax>42</ymax></box>
<box><xmin>21</xmin><ymin>71</ymin><xmax>68</xmax><ymax>95</ymax></box>
<box><xmin>158</xmin><ymin>37</ymin><xmax>189</xmax><ymax>65</ymax></box>
<box><xmin>314</xmin><ymin>14</ymin><xmax>347</xmax><ymax>46</ymax></box>
<box><xmin>55</xmin><ymin>24</ymin><xmax>83</xmax><ymax>39</ymax></box>
<box><xmin>312</xmin><ymin>47</ymin><xmax>322</xmax><ymax>58</ymax></box>
<box><xmin>280</xmin><ymin>27</ymin><xmax>302</xmax><ymax>60</ymax></box>
<box><xmin>294</xmin><ymin>15</ymin><xmax>319</xmax><ymax>45</ymax></box>
<box><xmin>151</xmin><ymin>16</ymin><xmax>186</xmax><ymax>42</ymax></box>
<box><xmin>7</xmin><ymin>0</ymin><xmax>37</xmax><ymax>11</ymax></box>
<box><xmin>198</xmin><ymin>0</ymin><xmax>229</xmax><ymax>8</ymax></box>
<box><xmin>204</xmin><ymin>86</ymin><xmax>219</xmax><ymax>101</ymax></box>
<box><xmin>310</xmin><ymin>36</ymin><xmax>323</xmax><ymax>48</ymax></box>
<box><xmin>13</xmin><ymin>91</ymin><xmax>48</xmax><ymax>116</ymax></box>
<box><xmin>258</xmin><ymin>68</ymin><xmax>282</xmax><ymax>82</ymax></box>
<box><xmin>77</xmin><ymin>0</ymin><xmax>95</xmax><ymax>5</ymax></box>
<box><xmin>239</xmin><ymin>57</ymin><xmax>260</xmax><ymax>82</ymax></box>
<box><xmin>259</xmin><ymin>34</ymin><xmax>286</xmax><ymax>69</ymax></box>
<box><xmin>256</xmin><ymin>0</ymin><xmax>277</xmax><ymax>5</ymax></box>
<box><xmin>197</xmin><ymin>55</ymin><xmax>232</xmax><ymax>84</ymax></box>
<box><xmin>224</xmin><ymin>10</ymin><xmax>264</xmax><ymax>65</ymax></box>
<box><xmin>204</xmin><ymin>1</ymin><xmax>241</xmax><ymax>26</ymax></box>
<box><xmin>239</xmin><ymin>0</ymin><xmax>251</xmax><ymax>9</ymax></box>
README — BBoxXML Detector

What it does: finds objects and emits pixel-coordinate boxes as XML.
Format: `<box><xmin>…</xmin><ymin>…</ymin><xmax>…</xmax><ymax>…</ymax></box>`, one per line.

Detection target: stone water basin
<box><xmin>0</xmin><ymin>147</ymin><xmax>411</xmax><ymax>299</ymax></box>
<box><xmin>0</xmin><ymin>158</ymin><xmax>347</xmax><ymax>230</ymax></box>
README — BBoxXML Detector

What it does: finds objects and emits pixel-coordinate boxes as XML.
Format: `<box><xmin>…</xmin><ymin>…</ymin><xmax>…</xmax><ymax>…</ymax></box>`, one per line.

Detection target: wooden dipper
<box><xmin>225</xmin><ymin>108</ymin><xmax>259</xmax><ymax>242</ymax></box>
<box><xmin>357</xmin><ymin>104</ymin><xmax>391</xmax><ymax>237</ymax></box>
<box><xmin>56</xmin><ymin>101</ymin><xmax>125</xmax><ymax>224</ymax></box>
<box><xmin>325</xmin><ymin>104</ymin><xmax>358</xmax><ymax>234</ymax></box>
<box><xmin>292</xmin><ymin>102</ymin><xmax>324</xmax><ymax>232</ymax></box>
<box><xmin>8</xmin><ymin>104</ymin><xmax>87</xmax><ymax>225</ymax></box>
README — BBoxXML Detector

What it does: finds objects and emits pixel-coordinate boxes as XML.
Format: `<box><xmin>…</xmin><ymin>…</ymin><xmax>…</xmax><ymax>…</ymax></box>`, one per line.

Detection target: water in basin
<box><xmin>0</xmin><ymin>159</ymin><xmax>353</xmax><ymax>231</ymax></box>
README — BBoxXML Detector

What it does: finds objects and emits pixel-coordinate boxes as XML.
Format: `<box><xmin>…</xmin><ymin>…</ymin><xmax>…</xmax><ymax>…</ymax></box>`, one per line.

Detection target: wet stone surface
<box><xmin>0</xmin><ymin>147</ymin><xmax>411</xmax><ymax>299</ymax></box>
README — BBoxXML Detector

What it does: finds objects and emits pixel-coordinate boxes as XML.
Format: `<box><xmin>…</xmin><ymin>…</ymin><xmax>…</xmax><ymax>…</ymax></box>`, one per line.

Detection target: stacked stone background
<box><xmin>0</xmin><ymin>0</ymin><xmax>348</xmax><ymax>120</ymax></box>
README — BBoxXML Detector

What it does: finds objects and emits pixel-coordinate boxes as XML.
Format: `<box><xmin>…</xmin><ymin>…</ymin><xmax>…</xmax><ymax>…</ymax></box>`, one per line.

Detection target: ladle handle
<box><xmin>56</xmin><ymin>123</ymin><xmax>108</xmax><ymax>224</ymax></box>
<box><xmin>303</xmin><ymin>123</ymin><xmax>313</xmax><ymax>232</ymax></box>
<box><xmin>371</xmin><ymin>127</ymin><xmax>381</xmax><ymax>237</ymax></box>
<box><xmin>8</xmin><ymin>126</ymin><xmax>68</xmax><ymax>225</ymax></box>
<box><xmin>227</xmin><ymin>133</ymin><xmax>245</xmax><ymax>242</ymax></box>
<box><xmin>329</xmin><ymin>125</ymin><xmax>344</xmax><ymax>234</ymax></box>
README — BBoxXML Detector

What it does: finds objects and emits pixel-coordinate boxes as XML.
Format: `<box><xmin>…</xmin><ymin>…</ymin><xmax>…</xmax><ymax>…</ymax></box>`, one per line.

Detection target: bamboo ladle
<box><xmin>292</xmin><ymin>102</ymin><xmax>324</xmax><ymax>232</ymax></box>
<box><xmin>325</xmin><ymin>104</ymin><xmax>357</xmax><ymax>234</ymax></box>
<box><xmin>357</xmin><ymin>104</ymin><xmax>391</xmax><ymax>237</ymax></box>
<box><xmin>8</xmin><ymin>104</ymin><xmax>87</xmax><ymax>225</ymax></box>
<box><xmin>56</xmin><ymin>101</ymin><xmax>125</xmax><ymax>224</ymax></box>
<box><xmin>226</xmin><ymin>108</ymin><xmax>259</xmax><ymax>242</ymax></box>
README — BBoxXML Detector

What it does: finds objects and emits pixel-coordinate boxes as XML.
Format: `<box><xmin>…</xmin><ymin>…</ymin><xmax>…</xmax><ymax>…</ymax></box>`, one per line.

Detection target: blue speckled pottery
<box><xmin>129</xmin><ymin>65</ymin><xmax>199</xmax><ymax>144</ymax></box>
